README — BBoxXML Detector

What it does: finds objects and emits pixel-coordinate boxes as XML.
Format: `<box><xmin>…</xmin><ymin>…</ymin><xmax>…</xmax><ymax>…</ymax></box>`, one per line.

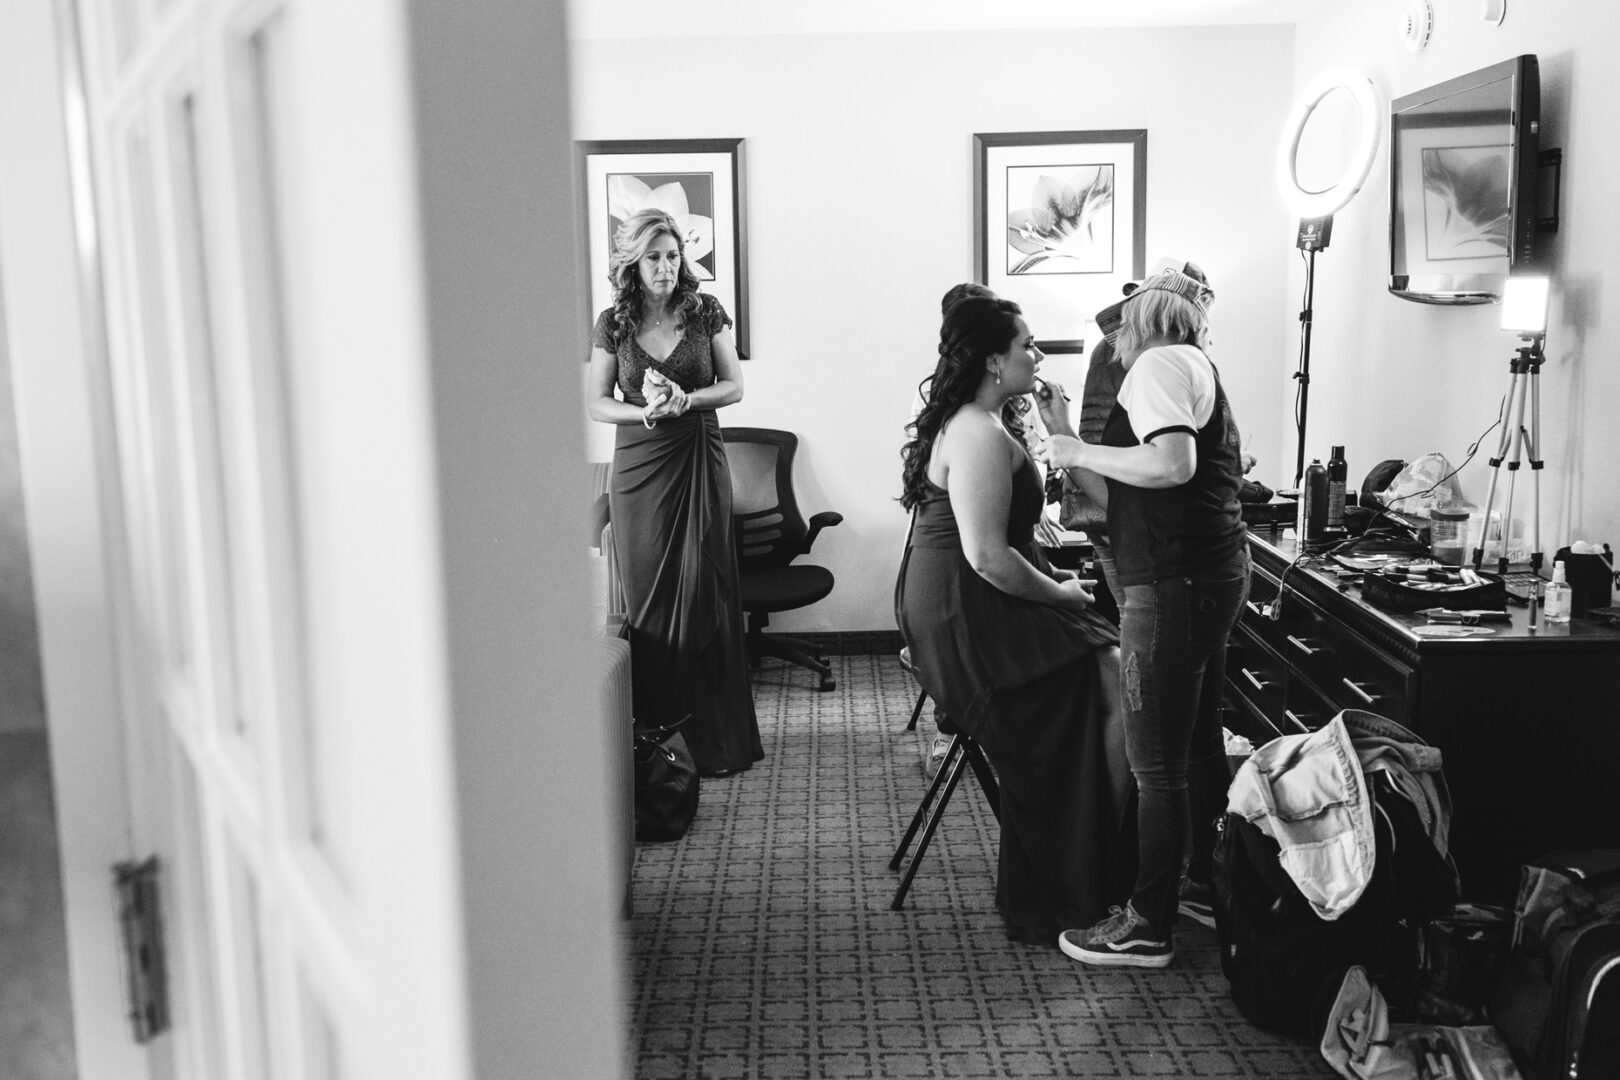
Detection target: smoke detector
<box><xmin>1398</xmin><ymin>0</ymin><xmax>1434</xmax><ymax>52</ymax></box>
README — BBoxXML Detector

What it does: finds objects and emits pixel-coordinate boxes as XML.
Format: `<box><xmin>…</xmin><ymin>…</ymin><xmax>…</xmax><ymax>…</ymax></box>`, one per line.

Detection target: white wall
<box><xmin>412</xmin><ymin>1</ymin><xmax>631</xmax><ymax>1077</ymax></box>
<box><xmin>573</xmin><ymin>26</ymin><xmax>1296</xmax><ymax>631</ymax></box>
<box><xmin>1290</xmin><ymin>0</ymin><xmax>1620</xmax><ymax>556</ymax></box>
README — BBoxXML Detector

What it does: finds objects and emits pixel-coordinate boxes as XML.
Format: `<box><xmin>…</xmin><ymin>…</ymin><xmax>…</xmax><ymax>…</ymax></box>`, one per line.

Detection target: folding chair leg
<box><xmin>962</xmin><ymin>739</ymin><xmax>1001</xmax><ymax>823</ymax></box>
<box><xmin>904</xmin><ymin>688</ymin><xmax>927</xmax><ymax>732</ymax></box>
<box><xmin>889</xmin><ymin>737</ymin><xmax>959</xmax><ymax>872</ymax></box>
<box><xmin>890</xmin><ymin>738</ymin><xmax>972</xmax><ymax>911</ymax></box>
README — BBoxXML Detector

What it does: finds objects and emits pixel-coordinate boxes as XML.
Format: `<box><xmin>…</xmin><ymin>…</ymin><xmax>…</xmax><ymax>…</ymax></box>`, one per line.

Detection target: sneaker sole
<box><xmin>1058</xmin><ymin>935</ymin><xmax>1173</xmax><ymax>969</ymax></box>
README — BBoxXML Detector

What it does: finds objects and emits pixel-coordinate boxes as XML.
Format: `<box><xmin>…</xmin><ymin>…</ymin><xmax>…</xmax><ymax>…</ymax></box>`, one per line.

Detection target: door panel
<box><xmin>70</xmin><ymin>1</ymin><xmax>467</xmax><ymax>1076</ymax></box>
<box><xmin>8</xmin><ymin>0</ymin><xmax>623</xmax><ymax>1076</ymax></box>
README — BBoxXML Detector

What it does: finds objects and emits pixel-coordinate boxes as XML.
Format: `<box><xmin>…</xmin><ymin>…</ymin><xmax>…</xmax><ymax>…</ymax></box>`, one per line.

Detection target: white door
<box><xmin>0</xmin><ymin>0</ymin><xmax>626</xmax><ymax>1078</ymax></box>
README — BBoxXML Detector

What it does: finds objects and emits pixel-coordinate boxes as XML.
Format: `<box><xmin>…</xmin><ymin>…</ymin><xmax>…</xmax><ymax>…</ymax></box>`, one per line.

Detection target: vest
<box><xmin>1102</xmin><ymin>356</ymin><xmax>1244</xmax><ymax>585</ymax></box>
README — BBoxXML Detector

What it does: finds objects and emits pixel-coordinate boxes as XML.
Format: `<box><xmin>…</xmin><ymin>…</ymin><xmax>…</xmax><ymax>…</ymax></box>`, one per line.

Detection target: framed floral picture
<box><xmin>1393</xmin><ymin>123</ymin><xmax>1511</xmax><ymax>273</ymax></box>
<box><xmin>973</xmin><ymin>130</ymin><xmax>1147</xmax><ymax>353</ymax></box>
<box><xmin>576</xmin><ymin>138</ymin><xmax>750</xmax><ymax>356</ymax></box>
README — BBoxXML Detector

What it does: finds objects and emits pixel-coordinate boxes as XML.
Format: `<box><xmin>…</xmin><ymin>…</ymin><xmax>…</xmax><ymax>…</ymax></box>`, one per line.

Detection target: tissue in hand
<box><xmin>641</xmin><ymin>368</ymin><xmax>672</xmax><ymax>407</ymax></box>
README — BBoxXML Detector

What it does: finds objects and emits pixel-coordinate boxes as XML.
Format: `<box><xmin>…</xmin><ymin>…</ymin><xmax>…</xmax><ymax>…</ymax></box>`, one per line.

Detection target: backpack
<box><xmin>1212</xmin><ymin>768</ymin><xmax>1460</xmax><ymax>1038</ymax></box>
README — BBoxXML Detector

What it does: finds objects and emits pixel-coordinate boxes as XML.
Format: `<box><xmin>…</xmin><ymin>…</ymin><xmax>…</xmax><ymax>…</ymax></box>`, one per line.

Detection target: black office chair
<box><xmin>721</xmin><ymin>428</ymin><xmax>843</xmax><ymax>691</ymax></box>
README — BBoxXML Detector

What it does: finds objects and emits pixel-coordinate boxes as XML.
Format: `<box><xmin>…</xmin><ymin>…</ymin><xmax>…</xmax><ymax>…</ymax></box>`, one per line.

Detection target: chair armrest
<box><xmin>803</xmin><ymin>511</ymin><xmax>844</xmax><ymax>553</ymax></box>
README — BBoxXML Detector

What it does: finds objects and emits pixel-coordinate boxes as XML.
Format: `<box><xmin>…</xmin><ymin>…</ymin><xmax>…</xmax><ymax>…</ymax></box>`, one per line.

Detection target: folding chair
<box><xmin>889</xmin><ymin>658</ymin><xmax>1000</xmax><ymax>911</ymax></box>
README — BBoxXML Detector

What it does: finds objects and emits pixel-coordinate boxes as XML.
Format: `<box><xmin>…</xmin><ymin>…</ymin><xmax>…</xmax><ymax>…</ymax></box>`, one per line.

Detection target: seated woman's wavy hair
<box><xmin>900</xmin><ymin>296</ymin><xmax>1027</xmax><ymax>511</ymax></box>
<box><xmin>606</xmin><ymin>209</ymin><xmax>705</xmax><ymax>342</ymax></box>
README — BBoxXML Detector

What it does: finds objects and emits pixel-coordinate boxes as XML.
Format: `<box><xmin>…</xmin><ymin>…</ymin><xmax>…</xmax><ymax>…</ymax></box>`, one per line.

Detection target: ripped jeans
<box><xmin>1118</xmin><ymin>549</ymin><xmax>1250</xmax><ymax>929</ymax></box>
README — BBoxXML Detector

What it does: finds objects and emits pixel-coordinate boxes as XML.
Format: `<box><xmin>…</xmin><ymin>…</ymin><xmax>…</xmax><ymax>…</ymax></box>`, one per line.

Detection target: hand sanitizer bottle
<box><xmin>1544</xmin><ymin>560</ymin><xmax>1573</xmax><ymax>623</ymax></box>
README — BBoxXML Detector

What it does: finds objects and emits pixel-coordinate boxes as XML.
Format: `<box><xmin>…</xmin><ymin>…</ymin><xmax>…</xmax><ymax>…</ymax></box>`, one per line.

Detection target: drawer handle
<box><xmin>1242</xmin><ymin>668</ymin><xmax>1276</xmax><ymax>692</ymax></box>
<box><xmin>1286</xmin><ymin>635</ymin><xmax>1323</xmax><ymax>656</ymax></box>
<box><xmin>1283</xmin><ymin>709</ymin><xmax>1314</xmax><ymax>732</ymax></box>
<box><xmin>1341</xmin><ymin>678</ymin><xmax>1381</xmax><ymax>705</ymax></box>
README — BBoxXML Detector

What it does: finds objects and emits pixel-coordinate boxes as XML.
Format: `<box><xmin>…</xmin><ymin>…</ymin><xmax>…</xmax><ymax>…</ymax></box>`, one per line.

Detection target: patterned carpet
<box><xmin>629</xmin><ymin>654</ymin><xmax>1336</xmax><ymax>1079</ymax></box>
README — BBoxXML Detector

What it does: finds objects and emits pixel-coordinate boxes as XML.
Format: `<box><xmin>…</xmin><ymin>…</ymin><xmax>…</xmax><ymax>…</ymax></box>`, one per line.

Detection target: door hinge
<box><xmin>114</xmin><ymin>856</ymin><xmax>170</xmax><ymax>1043</ymax></box>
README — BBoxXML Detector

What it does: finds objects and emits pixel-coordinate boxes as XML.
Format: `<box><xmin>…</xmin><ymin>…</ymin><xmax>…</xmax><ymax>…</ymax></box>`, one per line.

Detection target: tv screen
<box><xmin>1389</xmin><ymin>54</ymin><xmax>1540</xmax><ymax>304</ymax></box>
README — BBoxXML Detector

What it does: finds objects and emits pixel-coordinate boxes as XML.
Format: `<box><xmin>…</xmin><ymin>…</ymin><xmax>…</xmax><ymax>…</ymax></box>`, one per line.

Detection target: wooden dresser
<box><xmin>1224</xmin><ymin>529</ymin><xmax>1620</xmax><ymax>901</ymax></box>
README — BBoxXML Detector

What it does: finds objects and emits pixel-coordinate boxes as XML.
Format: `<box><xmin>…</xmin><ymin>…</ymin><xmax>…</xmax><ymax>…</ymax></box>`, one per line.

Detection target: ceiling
<box><xmin>567</xmin><ymin>0</ymin><xmax>1335</xmax><ymax>40</ymax></box>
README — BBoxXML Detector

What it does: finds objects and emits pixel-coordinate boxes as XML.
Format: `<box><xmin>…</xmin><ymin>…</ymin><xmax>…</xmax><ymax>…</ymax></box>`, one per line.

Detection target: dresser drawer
<box><xmin>1242</xmin><ymin>555</ymin><xmax>1415</xmax><ymax>727</ymax></box>
<box><xmin>1280</xmin><ymin>676</ymin><xmax>1334</xmax><ymax>733</ymax></box>
<box><xmin>1226</xmin><ymin>625</ymin><xmax>1288</xmax><ymax>722</ymax></box>
<box><xmin>1327</xmin><ymin>639</ymin><xmax>1414</xmax><ymax>725</ymax></box>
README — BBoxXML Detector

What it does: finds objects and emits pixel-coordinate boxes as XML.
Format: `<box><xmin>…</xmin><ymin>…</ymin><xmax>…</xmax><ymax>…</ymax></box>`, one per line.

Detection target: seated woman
<box><xmin>896</xmin><ymin>295</ymin><xmax>1133</xmax><ymax>945</ymax></box>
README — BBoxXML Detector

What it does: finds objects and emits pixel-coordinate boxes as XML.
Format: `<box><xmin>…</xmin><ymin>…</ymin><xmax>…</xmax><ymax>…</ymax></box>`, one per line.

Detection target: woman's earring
<box><xmin>994</xmin><ymin>369</ymin><xmax>1002</xmax><ymax>385</ymax></box>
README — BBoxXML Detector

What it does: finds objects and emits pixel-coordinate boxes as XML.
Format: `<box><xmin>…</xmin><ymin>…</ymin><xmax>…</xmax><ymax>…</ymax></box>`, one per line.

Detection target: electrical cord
<box><xmin>1268</xmin><ymin>550</ymin><xmax>1313</xmax><ymax>620</ymax></box>
<box><xmin>1381</xmin><ymin>383</ymin><xmax>1510</xmax><ymax>512</ymax></box>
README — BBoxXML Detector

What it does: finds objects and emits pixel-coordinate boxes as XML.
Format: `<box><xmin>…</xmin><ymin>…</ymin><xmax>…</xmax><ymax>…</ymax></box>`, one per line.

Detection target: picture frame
<box><xmin>1392</xmin><ymin>120</ymin><xmax>1511</xmax><ymax>278</ymax></box>
<box><xmin>973</xmin><ymin>130</ymin><xmax>1147</xmax><ymax>354</ymax></box>
<box><xmin>576</xmin><ymin>138</ymin><xmax>751</xmax><ymax>357</ymax></box>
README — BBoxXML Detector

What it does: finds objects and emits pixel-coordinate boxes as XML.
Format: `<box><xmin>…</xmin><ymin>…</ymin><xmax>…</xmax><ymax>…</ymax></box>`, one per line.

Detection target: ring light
<box><xmin>1276</xmin><ymin>68</ymin><xmax>1382</xmax><ymax>220</ymax></box>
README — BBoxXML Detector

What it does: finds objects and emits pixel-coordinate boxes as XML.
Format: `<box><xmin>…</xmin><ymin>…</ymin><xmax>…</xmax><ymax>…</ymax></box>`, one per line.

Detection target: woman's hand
<box><xmin>1035</xmin><ymin>434</ymin><xmax>1086</xmax><ymax>471</ymax></box>
<box><xmin>640</xmin><ymin>368</ymin><xmax>691</xmax><ymax>423</ymax></box>
<box><xmin>647</xmin><ymin>383</ymin><xmax>690</xmax><ymax>421</ymax></box>
<box><xmin>1053</xmin><ymin>577</ymin><xmax>1095</xmax><ymax>612</ymax></box>
<box><xmin>1034</xmin><ymin>380</ymin><xmax>1075</xmax><ymax>438</ymax></box>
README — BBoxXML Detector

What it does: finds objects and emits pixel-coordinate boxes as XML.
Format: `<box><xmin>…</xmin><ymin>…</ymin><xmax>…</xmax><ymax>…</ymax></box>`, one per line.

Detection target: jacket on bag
<box><xmin>1228</xmin><ymin>710</ymin><xmax>1454</xmax><ymax>922</ymax></box>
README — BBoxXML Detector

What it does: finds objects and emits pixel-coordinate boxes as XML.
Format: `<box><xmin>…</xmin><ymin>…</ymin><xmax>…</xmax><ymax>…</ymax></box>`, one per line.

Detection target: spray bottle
<box><xmin>1297</xmin><ymin>459</ymin><xmax>1329</xmax><ymax>544</ymax></box>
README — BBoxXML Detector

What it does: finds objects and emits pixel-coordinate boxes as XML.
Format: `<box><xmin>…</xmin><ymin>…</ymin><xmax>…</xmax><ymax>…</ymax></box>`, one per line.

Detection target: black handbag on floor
<box><xmin>632</xmin><ymin>716</ymin><xmax>700</xmax><ymax>842</ymax></box>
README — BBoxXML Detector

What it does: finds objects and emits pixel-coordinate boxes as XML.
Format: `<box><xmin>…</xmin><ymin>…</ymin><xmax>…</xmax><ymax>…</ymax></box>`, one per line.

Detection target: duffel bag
<box><xmin>1489</xmin><ymin>850</ymin><xmax>1620</xmax><ymax>1080</ymax></box>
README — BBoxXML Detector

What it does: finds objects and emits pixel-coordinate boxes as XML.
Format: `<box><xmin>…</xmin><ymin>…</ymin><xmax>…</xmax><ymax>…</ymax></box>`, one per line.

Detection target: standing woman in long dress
<box><xmin>587</xmin><ymin>209</ymin><xmax>762</xmax><ymax>777</ymax></box>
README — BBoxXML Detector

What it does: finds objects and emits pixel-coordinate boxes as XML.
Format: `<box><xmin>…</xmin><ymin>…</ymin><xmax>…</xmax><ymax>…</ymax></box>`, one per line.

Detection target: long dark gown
<box><xmin>595</xmin><ymin>295</ymin><xmax>762</xmax><ymax>775</ymax></box>
<box><xmin>895</xmin><ymin>450</ymin><xmax>1134</xmax><ymax>941</ymax></box>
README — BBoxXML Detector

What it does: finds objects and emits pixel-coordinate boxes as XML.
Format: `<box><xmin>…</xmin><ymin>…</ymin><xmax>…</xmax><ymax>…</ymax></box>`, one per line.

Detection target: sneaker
<box><xmin>1178</xmin><ymin>879</ymin><xmax>1217</xmax><ymax>931</ymax></box>
<box><xmin>923</xmin><ymin>735</ymin><xmax>951</xmax><ymax>779</ymax></box>
<box><xmin>1058</xmin><ymin>904</ymin><xmax>1173</xmax><ymax>968</ymax></box>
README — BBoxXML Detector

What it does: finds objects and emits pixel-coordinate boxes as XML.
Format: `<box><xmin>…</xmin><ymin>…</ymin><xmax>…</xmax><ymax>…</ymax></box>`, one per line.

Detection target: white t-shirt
<box><xmin>1116</xmin><ymin>343</ymin><xmax>1217</xmax><ymax>443</ymax></box>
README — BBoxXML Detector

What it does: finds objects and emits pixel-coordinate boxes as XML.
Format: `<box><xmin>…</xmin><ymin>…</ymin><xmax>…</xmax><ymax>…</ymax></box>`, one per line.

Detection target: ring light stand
<box><xmin>1276</xmin><ymin>69</ymin><xmax>1382</xmax><ymax>484</ymax></box>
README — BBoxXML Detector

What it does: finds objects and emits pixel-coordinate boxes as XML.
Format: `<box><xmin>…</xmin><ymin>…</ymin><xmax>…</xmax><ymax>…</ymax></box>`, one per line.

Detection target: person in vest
<box><xmin>1035</xmin><ymin>268</ymin><xmax>1249</xmax><ymax>968</ymax></box>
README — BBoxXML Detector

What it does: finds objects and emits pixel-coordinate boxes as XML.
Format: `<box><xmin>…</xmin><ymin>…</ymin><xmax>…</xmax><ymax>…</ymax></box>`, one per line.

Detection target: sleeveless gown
<box><xmin>896</xmin><ymin>450</ymin><xmax>1134</xmax><ymax>940</ymax></box>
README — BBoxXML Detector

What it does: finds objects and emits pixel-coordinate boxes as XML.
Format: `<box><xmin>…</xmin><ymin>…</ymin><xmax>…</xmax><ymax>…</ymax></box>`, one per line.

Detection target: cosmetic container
<box><xmin>1543</xmin><ymin>561</ymin><xmax>1572</xmax><ymax>623</ymax></box>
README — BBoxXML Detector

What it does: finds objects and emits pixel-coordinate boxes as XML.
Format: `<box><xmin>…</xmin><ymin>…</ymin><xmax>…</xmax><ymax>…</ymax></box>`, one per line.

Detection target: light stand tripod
<box><xmin>1472</xmin><ymin>332</ymin><xmax>1546</xmax><ymax>575</ymax></box>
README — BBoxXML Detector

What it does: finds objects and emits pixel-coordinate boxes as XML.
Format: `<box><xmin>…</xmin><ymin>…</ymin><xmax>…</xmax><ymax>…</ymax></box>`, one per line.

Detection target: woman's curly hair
<box><xmin>606</xmin><ymin>209</ymin><xmax>704</xmax><ymax>343</ymax></box>
<box><xmin>900</xmin><ymin>296</ymin><xmax>1026</xmax><ymax>510</ymax></box>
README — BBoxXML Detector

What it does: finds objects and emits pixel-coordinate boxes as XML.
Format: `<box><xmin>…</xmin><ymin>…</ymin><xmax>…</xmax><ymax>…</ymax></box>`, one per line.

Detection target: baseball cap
<box><xmin>1095</xmin><ymin>258</ymin><xmax>1213</xmax><ymax>343</ymax></box>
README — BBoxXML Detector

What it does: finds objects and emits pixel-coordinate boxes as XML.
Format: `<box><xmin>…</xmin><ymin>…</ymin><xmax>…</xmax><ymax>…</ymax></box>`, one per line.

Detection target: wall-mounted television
<box><xmin>1389</xmin><ymin>54</ymin><xmax>1540</xmax><ymax>304</ymax></box>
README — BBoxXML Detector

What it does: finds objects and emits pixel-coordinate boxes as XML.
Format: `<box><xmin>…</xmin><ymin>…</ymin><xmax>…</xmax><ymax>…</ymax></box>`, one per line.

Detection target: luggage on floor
<box><xmin>1212</xmin><ymin>714</ymin><xmax>1459</xmax><ymax>1038</ymax></box>
<box><xmin>1320</xmin><ymin>964</ymin><xmax>1523</xmax><ymax>1080</ymax></box>
<box><xmin>1488</xmin><ymin>850</ymin><xmax>1620</xmax><ymax>1080</ymax></box>
<box><xmin>1413</xmin><ymin>902</ymin><xmax>1513</xmax><ymax>1026</ymax></box>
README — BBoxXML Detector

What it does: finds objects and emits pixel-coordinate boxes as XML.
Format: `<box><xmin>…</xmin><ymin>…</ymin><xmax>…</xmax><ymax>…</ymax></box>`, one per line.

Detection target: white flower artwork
<box><xmin>1004</xmin><ymin>164</ymin><xmax>1116</xmax><ymax>276</ymax></box>
<box><xmin>973</xmin><ymin>130</ymin><xmax>1145</xmax><ymax>354</ymax></box>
